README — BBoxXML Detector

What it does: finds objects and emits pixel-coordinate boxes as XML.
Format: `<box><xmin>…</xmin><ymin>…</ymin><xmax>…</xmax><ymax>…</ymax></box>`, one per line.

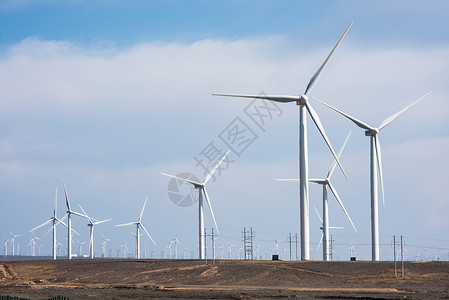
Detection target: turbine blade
<box><xmin>71</xmin><ymin>211</ymin><xmax>88</xmax><ymax>219</ymax></box>
<box><xmin>139</xmin><ymin>195</ymin><xmax>149</xmax><ymax>222</ymax></box>
<box><xmin>78</xmin><ymin>205</ymin><xmax>89</xmax><ymax>219</ymax></box>
<box><xmin>62</xmin><ymin>179</ymin><xmax>71</xmax><ymax>212</ymax></box>
<box><xmin>328</xmin><ymin>183</ymin><xmax>357</xmax><ymax>232</ymax></box>
<box><xmin>203</xmin><ymin>188</ymin><xmax>219</xmax><ymax>233</ymax></box>
<box><xmin>161</xmin><ymin>172</ymin><xmax>202</xmax><ymax>186</ymax></box>
<box><xmin>212</xmin><ymin>93</ymin><xmax>298</xmax><ymax>103</ymax></box>
<box><xmin>378</xmin><ymin>91</ymin><xmax>432</xmax><ymax>130</ymax></box>
<box><xmin>314</xmin><ymin>206</ymin><xmax>323</xmax><ymax>225</ymax></box>
<box><xmin>317</xmin><ymin>233</ymin><xmax>323</xmax><ymax>251</ymax></box>
<box><xmin>306</xmin><ymin>102</ymin><xmax>348</xmax><ymax>180</ymax></box>
<box><xmin>203</xmin><ymin>150</ymin><xmax>231</xmax><ymax>185</ymax></box>
<box><xmin>309</xmin><ymin>178</ymin><xmax>326</xmax><ymax>184</ymax></box>
<box><xmin>313</xmin><ymin>97</ymin><xmax>375</xmax><ymax>131</ymax></box>
<box><xmin>29</xmin><ymin>219</ymin><xmax>53</xmax><ymax>232</ymax></box>
<box><xmin>274</xmin><ymin>179</ymin><xmax>300</xmax><ymax>182</ymax></box>
<box><xmin>54</xmin><ymin>187</ymin><xmax>58</xmax><ymax>218</ymax></box>
<box><xmin>140</xmin><ymin>224</ymin><xmax>156</xmax><ymax>246</ymax></box>
<box><xmin>327</xmin><ymin>130</ymin><xmax>352</xmax><ymax>179</ymax></box>
<box><xmin>374</xmin><ymin>135</ymin><xmax>385</xmax><ymax>206</ymax></box>
<box><xmin>93</xmin><ymin>219</ymin><xmax>112</xmax><ymax>225</ymax></box>
<box><xmin>304</xmin><ymin>22</ymin><xmax>352</xmax><ymax>96</ymax></box>
<box><xmin>116</xmin><ymin>222</ymin><xmax>137</xmax><ymax>227</ymax></box>
<box><xmin>329</xmin><ymin>226</ymin><xmax>344</xmax><ymax>230</ymax></box>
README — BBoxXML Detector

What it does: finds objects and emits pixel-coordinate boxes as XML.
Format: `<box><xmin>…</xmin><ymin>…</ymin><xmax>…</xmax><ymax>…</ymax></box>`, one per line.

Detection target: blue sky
<box><xmin>1</xmin><ymin>0</ymin><xmax>449</xmax><ymax>261</ymax></box>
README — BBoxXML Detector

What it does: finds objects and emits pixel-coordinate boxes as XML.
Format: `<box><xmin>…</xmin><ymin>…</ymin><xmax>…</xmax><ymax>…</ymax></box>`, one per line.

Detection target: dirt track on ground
<box><xmin>0</xmin><ymin>259</ymin><xmax>448</xmax><ymax>299</ymax></box>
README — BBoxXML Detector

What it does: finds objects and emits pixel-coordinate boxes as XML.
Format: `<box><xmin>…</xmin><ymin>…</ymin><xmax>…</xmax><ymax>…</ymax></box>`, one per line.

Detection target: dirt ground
<box><xmin>0</xmin><ymin>258</ymin><xmax>448</xmax><ymax>299</ymax></box>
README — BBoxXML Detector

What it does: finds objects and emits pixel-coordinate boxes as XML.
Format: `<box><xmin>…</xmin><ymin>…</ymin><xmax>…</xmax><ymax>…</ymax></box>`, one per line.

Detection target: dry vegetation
<box><xmin>1</xmin><ymin>259</ymin><xmax>448</xmax><ymax>299</ymax></box>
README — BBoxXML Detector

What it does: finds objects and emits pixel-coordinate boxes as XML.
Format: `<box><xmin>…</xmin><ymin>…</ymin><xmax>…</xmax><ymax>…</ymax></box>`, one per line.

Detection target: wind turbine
<box><xmin>314</xmin><ymin>91</ymin><xmax>431</xmax><ymax>261</ymax></box>
<box><xmin>168</xmin><ymin>235</ymin><xmax>181</xmax><ymax>259</ymax></box>
<box><xmin>9</xmin><ymin>231</ymin><xmax>20</xmax><ymax>256</ymax></box>
<box><xmin>79</xmin><ymin>205</ymin><xmax>111</xmax><ymax>259</ymax></box>
<box><xmin>314</xmin><ymin>206</ymin><xmax>343</xmax><ymax>255</ymax></box>
<box><xmin>76</xmin><ymin>240</ymin><xmax>85</xmax><ymax>257</ymax></box>
<box><xmin>101</xmin><ymin>234</ymin><xmax>112</xmax><ymax>258</ymax></box>
<box><xmin>121</xmin><ymin>242</ymin><xmax>129</xmax><ymax>258</ymax></box>
<box><xmin>55</xmin><ymin>181</ymin><xmax>86</xmax><ymax>259</ymax></box>
<box><xmin>47</xmin><ymin>179</ymin><xmax>86</xmax><ymax>259</ymax></box>
<box><xmin>28</xmin><ymin>232</ymin><xmax>41</xmax><ymax>256</ymax></box>
<box><xmin>3</xmin><ymin>237</ymin><xmax>9</xmax><ymax>256</ymax></box>
<box><xmin>274</xmin><ymin>239</ymin><xmax>283</xmax><ymax>256</ymax></box>
<box><xmin>276</xmin><ymin>130</ymin><xmax>356</xmax><ymax>261</ymax></box>
<box><xmin>116</xmin><ymin>196</ymin><xmax>156</xmax><ymax>259</ymax></box>
<box><xmin>161</xmin><ymin>150</ymin><xmax>230</xmax><ymax>259</ymax></box>
<box><xmin>30</xmin><ymin>188</ymin><xmax>66</xmax><ymax>260</ymax></box>
<box><xmin>213</xmin><ymin>23</ymin><xmax>352</xmax><ymax>260</ymax></box>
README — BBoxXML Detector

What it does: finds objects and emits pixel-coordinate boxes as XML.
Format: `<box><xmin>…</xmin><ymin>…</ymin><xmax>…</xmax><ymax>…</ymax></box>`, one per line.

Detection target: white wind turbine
<box><xmin>28</xmin><ymin>232</ymin><xmax>41</xmax><ymax>257</ymax></box>
<box><xmin>79</xmin><ymin>205</ymin><xmax>111</xmax><ymax>259</ymax></box>
<box><xmin>213</xmin><ymin>23</ymin><xmax>352</xmax><ymax>260</ymax></box>
<box><xmin>51</xmin><ymin>181</ymin><xmax>86</xmax><ymax>259</ymax></box>
<box><xmin>276</xmin><ymin>130</ymin><xmax>356</xmax><ymax>261</ymax></box>
<box><xmin>314</xmin><ymin>91</ymin><xmax>432</xmax><ymax>261</ymax></box>
<box><xmin>9</xmin><ymin>231</ymin><xmax>20</xmax><ymax>256</ymax></box>
<box><xmin>3</xmin><ymin>237</ymin><xmax>10</xmax><ymax>256</ymax></box>
<box><xmin>161</xmin><ymin>150</ymin><xmax>230</xmax><ymax>259</ymax></box>
<box><xmin>313</xmin><ymin>206</ymin><xmax>343</xmax><ymax>255</ymax></box>
<box><xmin>101</xmin><ymin>234</ymin><xmax>112</xmax><ymax>258</ymax></box>
<box><xmin>116</xmin><ymin>196</ymin><xmax>156</xmax><ymax>259</ymax></box>
<box><xmin>30</xmin><ymin>188</ymin><xmax>67</xmax><ymax>260</ymax></box>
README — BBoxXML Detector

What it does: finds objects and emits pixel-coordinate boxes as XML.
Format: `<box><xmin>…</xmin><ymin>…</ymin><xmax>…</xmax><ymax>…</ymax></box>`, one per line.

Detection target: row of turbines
<box><xmin>29</xmin><ymin>181</ymin><xmax>155</xmax><ymax>260</ymax></box>
<box><xmin>212</xmin><ymin>22</ymin><xmax>431</xmax><ymax>261</ymax></box>
<box><xmin>24</xmin><ymin>22</ymin><xmax>430</xmax><ymax>262</ymax></box>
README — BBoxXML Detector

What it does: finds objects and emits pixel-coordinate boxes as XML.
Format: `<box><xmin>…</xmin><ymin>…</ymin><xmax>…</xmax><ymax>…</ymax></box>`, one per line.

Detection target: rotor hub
<box><xmin>297</xmin><ymin>95</ymin><xmax>308</xmax><ymax>105</ymax></box>
<box><xmin>365</xmin><ymin>128</ymin><xmax>379</xmax><ymax>136</ymax></box>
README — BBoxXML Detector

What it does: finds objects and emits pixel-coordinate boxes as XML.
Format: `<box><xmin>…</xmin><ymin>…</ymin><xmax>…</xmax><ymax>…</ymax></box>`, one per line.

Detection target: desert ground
<box><xmin>0</xmin><ymin>258</ymin><xmax>448</xmax><ymax>299</ymax></box>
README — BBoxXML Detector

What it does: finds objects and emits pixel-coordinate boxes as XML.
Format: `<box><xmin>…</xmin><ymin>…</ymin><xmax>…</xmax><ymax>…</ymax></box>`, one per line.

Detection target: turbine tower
<box><xmin>116</xmin><ymin>196</ymin><xmax>156</xmax><ymax>259</ymax></box>
<box><xmin>161</xmin><ymin>150</ymin><xmax>230</xmax><ymax>259</ymax></box>
<box><xmin>79</xmin><ymin>205</ymin><xmax>111</xmax><ymax>259</ymax></box>
<box><xmin>276</xmin><ymin>130</ymin><xmax>356</xmax><ymax>260</ymax></box>
<box><xmin>213</xmin><ymin>23</ymin><xmax>352</xmax><ymax>260</ymax></box>
<box><xmin>314</xmin><ymin>91</ymin><xmax>431</xmax><ymax>261</ymax></box>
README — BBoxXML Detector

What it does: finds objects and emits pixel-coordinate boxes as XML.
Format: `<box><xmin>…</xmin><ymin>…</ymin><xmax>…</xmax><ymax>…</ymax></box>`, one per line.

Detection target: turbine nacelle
<box><xmin>365</xmin><ymin>128</ymin><xmax>379</xmax><ymax>136</ymax></box>
<box><xmin>297</xmin><ymin>94</ymin><xmax>309</xmax><ymax>105</ymax></box>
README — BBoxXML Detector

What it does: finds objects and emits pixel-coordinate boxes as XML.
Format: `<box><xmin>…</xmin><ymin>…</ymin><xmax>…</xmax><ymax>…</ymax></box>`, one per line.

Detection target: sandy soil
<box><xmin>0</xmin><ymin>259</ymin><xmax>448</xmax><ymax>299</ymax></box>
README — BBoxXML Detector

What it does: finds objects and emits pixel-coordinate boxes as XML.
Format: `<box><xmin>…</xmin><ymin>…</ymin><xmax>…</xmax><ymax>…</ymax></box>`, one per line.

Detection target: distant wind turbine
<box><xmin>9</xmin><ymin>231</ymin><xmax>20</xmax><ymax>256</ymax></box>
<box><xmin>161</xmin><ymin>150</ymin><xmax>230</xmax><ymax>259</ymax></box>
<box><xmin>79</xmin><ymin>205</ymin><xmax>111</xmax><ymax>259</ymax></box>
<box><xmin>313</xmin><ymin>206</ymin><xmax>343</xmax><ymax>253</ymax></box>
<box><xmin>314</xmin><ymin>91</ymin><xmax>431</xmax><ymax>261</ymax></box>
<box><xmin>276</xmin><ymin>130</ymin><xmax>356</xmax><ymax>261</ymax></box>
<box><xmin>30</xmin><ymin>188</ymin><xmax>68</xmax><ymax>260</ymax></box>
<box><xmin>55</xmin><ymin>180</ymin><xmax>86</xmax><ymax>259</ymax></box>
<box><xmin>116</xmin><ymin>196</ymin><xmax>156</xmax><ymax>259</ymax></box>
<box><xmin>213</xmin><ymin>23</ymin><xmax>352</xmax><ymax>260</ymax></box>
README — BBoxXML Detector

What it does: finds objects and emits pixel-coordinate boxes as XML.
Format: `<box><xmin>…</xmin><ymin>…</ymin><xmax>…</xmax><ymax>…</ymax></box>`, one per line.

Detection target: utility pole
<box><xmin>330</xmin><ymin>235</ymin><xmax>333</xmax><ymax>261</ymax></box>
<box><xmin>287</xmin><ymin>233</ymin><xmax>292</xmax><ymax>261</ymax></box>
<box><xmin>401</xmin><ymin>235</ymin><xmax>404</xmax><ymax>277</ymax></box>
<box><xmin>212</xmin><ymin>228</ymin><xmax>216</xmax><ymax>264</ymax></box>
<box><xmin>394</xmin><ymin>235</ymin><xmax>397</xmax><ymax>278</ymax></box>
<box><xmin>204</xmin><ymin>228</ymin><xmax>207</xmax><ymax>264</ymax></box>
<box><xmin>295</xmin><ymin>233</ymin><xmax>298</xmax><ymax>260</ymax></box>
<box><xmin>242</xmin><ymin>227</ymin><xmax>255</xmax><ymax>260</ymax></box>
